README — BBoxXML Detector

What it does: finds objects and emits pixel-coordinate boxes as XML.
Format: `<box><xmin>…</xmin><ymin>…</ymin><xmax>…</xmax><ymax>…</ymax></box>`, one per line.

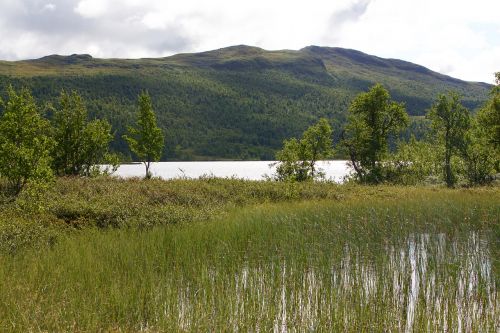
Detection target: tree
<box><xmin>475</xmin><ymin>73</ymin><xmax>500</xmax><ymax>166</ymax></box>
<box><xmin>275</xmin><ymin>138</ymin><xmax>310</xmax><ymax>181</ymax></box>
<box><xmin>123</xmin><ymin>91</ymin><xmax>164</xmax><ymax>179</ymax></box>
<box><xmin>459</xmin><ymin>72</ymin><xmax>500</xmax><ymax>183</ymax></box>
<box><xmin>0</xmin><ymin>86</ymin><xmax>54</xmax><ymax>195</ymax></box>
<box><xmin>460</xmin><ymin>117</ymin><xmax>496</xmax><ymax>185</ymax></box>
<box><xmin>301</xmin><ymin>118</ymin><xmax>334</xmax><ymax>178</ymax></box>
<box><xmin>386</xmin><ymin>136</ymin><xmax>442</xmax><ymax>185</ymax></box>
<box><xmin>341</xmin><ymin>84</ymin><xmax>408</xmax><ymax>183</ymax></box>
<box><xmin>81</xmin><ymin>119</ymin><xmax>116</xmax><ymax>176</ymax></box>
<box><xmin>274</xmin><ymin>118</ymin><xmax>333</xmax><ymax>181</ymax></box>
<box><xmin>427</xmin><ymin>92</ymin><xmax>470</xmax><ymax>187</ymax></box>
<box><xmin>52</xmin><ymin>90</ymin><xmax>116</xmax><ymax>176</ymax></box>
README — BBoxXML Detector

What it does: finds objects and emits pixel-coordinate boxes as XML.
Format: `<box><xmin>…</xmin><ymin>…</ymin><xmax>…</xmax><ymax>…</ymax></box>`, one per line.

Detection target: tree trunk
<box><xmin>145</xmin><ymin>161</ymin><xmax>151</xmax><ymax>179</ymax></box>
<box><xmin>444</xmin><ymin>151</ymin><xmax>453</xmax><ymax>187</ymax></box>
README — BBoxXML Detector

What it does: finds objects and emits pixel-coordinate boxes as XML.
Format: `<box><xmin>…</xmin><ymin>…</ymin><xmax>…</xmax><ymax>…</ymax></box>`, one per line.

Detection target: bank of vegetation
<box><xmin>273</xmin><ymin>73</ymin><xmax>499</xmax><ymax>187</ymax></box>
<box><xmin>0</xmin><ymin>186</ymin><xmax>498</xmax><ymax>331</ymax></box>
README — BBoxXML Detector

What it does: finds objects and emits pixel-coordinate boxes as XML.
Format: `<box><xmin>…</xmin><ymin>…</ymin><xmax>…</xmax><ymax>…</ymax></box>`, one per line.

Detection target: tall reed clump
<box><xmin>0</xmin><ymin>187</ymin><xmax>498</xmax><ymax>331</ymax></box>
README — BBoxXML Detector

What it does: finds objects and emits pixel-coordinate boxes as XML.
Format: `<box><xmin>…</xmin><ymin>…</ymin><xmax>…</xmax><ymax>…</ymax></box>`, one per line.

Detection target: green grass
<box><xmin>0</xmin><ymin>177</ymin><xmax>348</xmax><ymax>253</ymax></box>
<box><xmin>0</xmin><ymin>181</ymin><xmax>498</xmax><ymax>331</ymax></box>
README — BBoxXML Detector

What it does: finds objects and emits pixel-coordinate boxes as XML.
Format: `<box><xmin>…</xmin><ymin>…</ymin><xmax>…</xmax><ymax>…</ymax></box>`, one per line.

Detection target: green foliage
<box><xmin>460</xmin><ymin>118</ymin><xmax>497</xmax><ymax>185</ymax></box>
<box><xmin>0</xmin><ymin>47</ymin><xmax>491</xmax><ymax>160</ymax></box>
<box><xmin>275</xmin><ymin>138</ymin><xmax>309</xmax><ymax>181</ymax></box>
<box><xmin>460</xmin><ymin>73</ymin><xmax>500</xmax><ymax>185</ymax></box>
<box><xmin>124</xmin><ymin>91</ymin><xmax>164</xmax><ymax>178</ymax></box>
<box><xmin>427</xmin><ymin>93</ymin><xmax>471</xmax><ymax>187</ymax></box>
<box><xmin>0</xmin><ymin>86</ymin><xmax>54</xmax><ymax>195</ymax></box>
<box><xmin>341</xmin><ymin>84</ymin><xmax>409</xmax><ymax>183</ymax></box>
<box><xmin>475</xmin><ymin>72</ymin><xmax>500</xmax><ymax>170</ymax></box>
<box><xmin>386</xmin><ymin>137</ymin><xmax>442</xmax><ymax>185</ymax></box>
<box><xmin>0</xmin><ymin>214</ymin><xmax>61</xmax><ymax>254</ymax></box>
<box><xmin>52</xmin><ymin>90</ymin><xmax>116</xmax><ymax>176</ymax></box>
<box><xmin>81</xmin><ymin>119</ymin><xmax>117</xmax><ymax>176</ymax></box>
<box><xmin>275</xmin><ymin>118</ymin><xmax>333</xmax><ymax>181</ymax></box>
<box><xmin>390</xmin><ymin>78</ymin><xmax>499</xmax><ymax>187</ymax></box>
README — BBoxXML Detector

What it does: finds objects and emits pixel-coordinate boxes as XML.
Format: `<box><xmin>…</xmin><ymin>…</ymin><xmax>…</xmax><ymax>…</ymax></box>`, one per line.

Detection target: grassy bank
<box><xmin>0</xmin><ymin>177</ymin><xmax>439</xmax><ymax>254</ymax></box>
<box><xmin>0</xmin><ymin>180</ymin><xmax>498</xmax><ymax>331</ymax></box>
<box><xmin>0</xmin><ymin>177</ymin><xmax>345</xmax><ymax>253</ymax></box>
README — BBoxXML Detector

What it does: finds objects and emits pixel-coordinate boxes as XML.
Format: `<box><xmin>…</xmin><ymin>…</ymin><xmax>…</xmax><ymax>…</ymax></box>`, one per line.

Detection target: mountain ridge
<box><xmin>0</xmin><ymin>45</ymin><xmax>492</xmax><ymax>160</ymax></box>
<box><xmin>5</xmin><ymin>45</ymin><xmax>491</xmax><ymax>86</ymax></box>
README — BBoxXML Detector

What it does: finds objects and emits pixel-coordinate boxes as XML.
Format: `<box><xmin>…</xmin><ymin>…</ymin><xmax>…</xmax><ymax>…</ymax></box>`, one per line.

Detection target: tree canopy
<box><xmin>274</xmin><ymin>118</ymin><xmax>333</xmax><ymax>181</ymax></box>
<box><xmin>427</xmin><ymin>92</ymin><xmax>471</xmax><ymax>187</ymax></box>
<box><xmin>341</xmin><ymin>84</ymin><xmax>408</xmax><ymax>183</ymax></box>
<box><xmin>0</xmin><ymin>86</ymin><xmax>54</xmax><ymax>195</ymax></box>
<box><xmin>52</xmin><ymin>90</ymin><xmax>115</xmax><ymax>176</ymax></box>
<box><xmin>123</xmin><ymin>91</ymin><xmax>164</xmax><ymax>179</ymax></box>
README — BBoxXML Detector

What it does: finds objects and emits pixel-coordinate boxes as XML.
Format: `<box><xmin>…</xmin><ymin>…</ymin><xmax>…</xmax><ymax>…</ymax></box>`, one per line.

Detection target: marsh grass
<box><xmin>0</xmin><ymin>177</ymin><xmax>345</xmax><ymax>253</ymax></box>
<box><xmin>0</xmin><ymin>184</ymin><xmax>498</xmax><ymax>331</ymax></box>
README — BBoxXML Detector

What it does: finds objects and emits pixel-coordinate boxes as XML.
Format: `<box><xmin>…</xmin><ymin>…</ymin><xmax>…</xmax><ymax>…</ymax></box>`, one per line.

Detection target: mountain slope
<box><xmin>0</xmin><ymin>45</ymin><xmax>492</xmax><ymax>160</ymax></box>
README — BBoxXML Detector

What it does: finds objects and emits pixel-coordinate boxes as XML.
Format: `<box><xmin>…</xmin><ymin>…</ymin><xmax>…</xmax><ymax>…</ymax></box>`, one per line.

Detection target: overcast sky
<box><xmin>0</xmin><ymin>0</ymin><xmax>498</xmax><ymax>83</ymax></box>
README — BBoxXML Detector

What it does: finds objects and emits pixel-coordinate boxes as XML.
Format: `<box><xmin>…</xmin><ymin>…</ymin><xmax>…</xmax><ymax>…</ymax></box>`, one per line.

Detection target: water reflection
<box><xmin>174</xmin><ymin>232</ymin><xmax>497</xmax><ymax>331</ymax></box>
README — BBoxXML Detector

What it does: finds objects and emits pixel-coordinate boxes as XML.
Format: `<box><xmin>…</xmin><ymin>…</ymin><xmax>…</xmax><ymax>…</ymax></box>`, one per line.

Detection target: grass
<box><xmin>0</xmin><ymin>177</ymin><xmax>338</xmax><ymax>253</ymax></box>
<box><xmin>0</xmin><ymin>180</ymin><xmax>498</xmax><ymax>331</ymax></box>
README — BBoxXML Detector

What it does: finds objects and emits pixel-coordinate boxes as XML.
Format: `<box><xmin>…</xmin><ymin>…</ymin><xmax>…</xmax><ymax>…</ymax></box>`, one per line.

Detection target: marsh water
<box><xmin>112</xmin><ymin>160</ymin><xmax>351</xmax><ymax>182</ymax></box>
<box><xmin>172</xmin><ymin>232</ymin><xmax>497</xmax><ymax>331</ymax></box>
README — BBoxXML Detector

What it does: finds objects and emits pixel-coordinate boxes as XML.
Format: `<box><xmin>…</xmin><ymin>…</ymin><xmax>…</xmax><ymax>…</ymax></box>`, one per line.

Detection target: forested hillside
<box><xmin>0</xmin><ymin>45</ymin><xmax>491</xmax><ymax>160</ymax></box>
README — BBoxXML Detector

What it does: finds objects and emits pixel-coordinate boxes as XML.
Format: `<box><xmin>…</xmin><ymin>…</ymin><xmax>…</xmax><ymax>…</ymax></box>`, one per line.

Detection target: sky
<box><xmin>0</xmin><ymin>0</ymin><xmax>498</xmax><ymax>83</ymax></box>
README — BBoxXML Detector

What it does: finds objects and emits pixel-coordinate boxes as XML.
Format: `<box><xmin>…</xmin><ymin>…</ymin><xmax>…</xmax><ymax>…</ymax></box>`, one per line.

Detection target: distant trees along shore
<box><xmin>0</xmin><ymin>72</ymin><xmax>498</xmax><ymax>196</ymax></box>
<box><xmin>275</xmin><ymin>73</ymin><xmax>499</xmax><ymax>186</ymax></box>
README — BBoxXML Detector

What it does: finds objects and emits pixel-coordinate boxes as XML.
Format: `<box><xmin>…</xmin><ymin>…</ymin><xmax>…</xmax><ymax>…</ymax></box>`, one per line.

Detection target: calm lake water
<box><xmin>113</xmin><ymin>160</ymin><xmax>351</xmax><ymax>182</ymax></box>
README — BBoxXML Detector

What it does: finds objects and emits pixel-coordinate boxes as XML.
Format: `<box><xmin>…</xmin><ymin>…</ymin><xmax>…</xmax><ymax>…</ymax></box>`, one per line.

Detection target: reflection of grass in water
<box><xmin>0</xmin><ymin>189</ymin><xmax>498</xmax><ymax>331</ymax></box>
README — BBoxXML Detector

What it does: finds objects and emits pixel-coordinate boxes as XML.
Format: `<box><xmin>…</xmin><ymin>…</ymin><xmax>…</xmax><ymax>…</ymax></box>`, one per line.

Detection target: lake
<box><xmin>112</xmin><ymin>160</ymin><xmax>352</xmax><ymax>182</ymax></box>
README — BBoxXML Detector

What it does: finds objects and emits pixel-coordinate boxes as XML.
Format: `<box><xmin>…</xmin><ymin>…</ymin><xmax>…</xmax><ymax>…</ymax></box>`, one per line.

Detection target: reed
<box><xmin>0</xmin><ymin>184</ymin><xmax>498</xmax><ymax>331</ymax></box>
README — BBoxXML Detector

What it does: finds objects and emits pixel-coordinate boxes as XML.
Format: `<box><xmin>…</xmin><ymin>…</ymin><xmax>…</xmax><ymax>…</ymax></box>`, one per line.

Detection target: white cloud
<box><xmin>74</xmin><ymin>0</ymin><xmax>108</xmax><ymax>18</ymax></box>
<box><xmin>43</xmin><ymin>3</ymin><xmax>56</xmax><ymax>11</ymax></box>
<box><xmin>326</xmin><ymin>0</ymin><xmax>500</xmax><ymax>82</ymax></box>
<box><xmin>0</xmin><ymin>0</ymin><xmax>498</xmax><ymax>83</ymax></box>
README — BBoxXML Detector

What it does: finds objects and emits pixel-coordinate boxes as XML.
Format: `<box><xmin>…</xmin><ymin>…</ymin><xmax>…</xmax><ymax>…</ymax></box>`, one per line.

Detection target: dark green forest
<box><xmin>0</xmin><ymin>45</ymin><xmax>492</xmax><ymax>160</ymax></box>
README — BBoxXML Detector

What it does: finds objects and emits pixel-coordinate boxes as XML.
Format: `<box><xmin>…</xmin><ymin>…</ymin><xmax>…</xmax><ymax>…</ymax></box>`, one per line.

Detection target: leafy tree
<box><xmin>301</xmin><ymin>118</ymin><xmax>334</xmax><ymax>178</ymax></box>
<box><xmin>386</xmin><ymin>136</ymin><xmax>441</xmax><ymax>185</ymax></box>
<box><xmin>0</xmin><ymin>86</ymin><xmax>54</xmax><ymax>195</ymax></box>
<box><xmin>459</xmin><ymin>73</ymin><xmax>500</xmax><ymax>184</ymax></box>
<box><xmin>81</xmin><ymin>119</ymin><xmax>117</xmax><ymax>176</ymax></box>
<box><xmin>475</xmin><ymin>72</ymin><xmax>500</xmax><ymax>169</ymax></box>
<box><xmin>275</xmin><ymin>138</ymin><xmax>310</xmax><ymax>181</ymax></box>
<box><xmin>274</xmin><ymin>118</ymin><xmax>333</xmax><ymax>181</ymax></box>
<box><xmin>460</xmin><ymin>117</ymin><xmax>496</xmax><ymax>185</ymax></box>
<box><xmin>427</xmin><ymin>92</ymin><xmax>470</xmax><ymax>187</ymax></box>
<box><xmin>341</xmin><ymin>84</ymin><xmax>408</xmax><ymax>183</ymax></box>
<box><xmin>123</xmin><ymin>91</ymin><xmax>164</xmax><ymax>179</ymax></box>
<box><xmin>52</xmin><ymin>90</ymin><xmax>116</xmax><ymax>176</ymax></box>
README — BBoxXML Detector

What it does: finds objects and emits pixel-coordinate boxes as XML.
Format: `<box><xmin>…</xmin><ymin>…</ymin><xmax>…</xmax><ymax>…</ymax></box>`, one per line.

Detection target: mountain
<box><xmin>0</xmin><ymin>45</ymin><xmax>492</xmax><ymax>160</ymax></box>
